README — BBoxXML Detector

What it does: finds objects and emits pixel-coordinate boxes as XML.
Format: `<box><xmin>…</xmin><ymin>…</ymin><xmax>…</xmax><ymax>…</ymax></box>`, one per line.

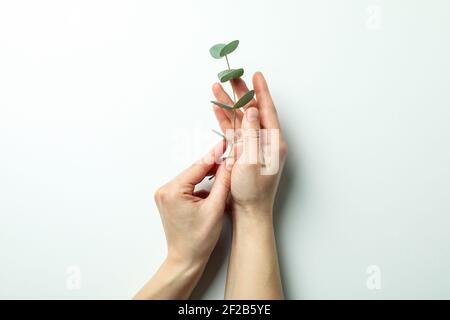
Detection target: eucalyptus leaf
<box><xmin>211</xmin><ymin>100</ymin><xmax>233</xmax><ymax>110</ymax></box>
<box><xmin>234</xmin><ymin>90</ymin><xmax>255</xmax><ymax>109</ymax></box>
<box><xmin>211</xmin><ymin>129</ymin><xmax>226</xmax><ymax>139</ymax></box>
<box><xmin>209</xmin><ymin>43</ymin><xmax>226</xmax><ymax>59</ymax></box>
<box><xmin>220</xmin><ymin>40</ymin><xmax>239</xmax><ymax>57</ymax></box>
<box><xmin>218</xmin><ymin>68</ymin><xmax>244</xmax><ymax>83</ymax></box>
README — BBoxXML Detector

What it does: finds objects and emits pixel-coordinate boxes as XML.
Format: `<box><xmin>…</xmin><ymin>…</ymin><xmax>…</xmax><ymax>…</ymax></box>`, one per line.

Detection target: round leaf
<box><xmin>220</xmin><ymin>40</ymin><xmax>239</xmax><ymax>57</ymax></box>
<box><xmin>209</xmin><ymin>43</ymin><xmax>226</xmax><ymax>59</ymax></box>
<box><xmin>211</xmin><ymin>100</ymin><xmax>233</xmax><ymax>110</ymax></box>
<box><xmin>218</xmin><ymin>68</ymin><xmax>244</xmax><ymax>83</ymax></box>
<box><xmin>234</xmin><ymin>90</ymin><xmax>255</xmax><ymax>109</ymax></box>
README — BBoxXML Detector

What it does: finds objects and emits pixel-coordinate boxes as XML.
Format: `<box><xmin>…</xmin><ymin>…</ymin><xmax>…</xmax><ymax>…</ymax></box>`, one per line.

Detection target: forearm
<box><xmin>134</xmin><ymin>257</ymin><xmax>205</xmax><ymax>300</ymax></box>
<box><xmin>225</xmin><ymin>209</ymin><xmax>284</xmax><ymax>300</ymax></box>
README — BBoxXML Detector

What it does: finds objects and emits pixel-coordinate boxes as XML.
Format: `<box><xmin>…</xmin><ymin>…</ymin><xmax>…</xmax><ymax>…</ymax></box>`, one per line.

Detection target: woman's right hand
<box><xmin>213</xmin><ymin>72</ymin><xmax>288</xmax><ymax>218</ymax></box>
<box><xmin>213</xmin><ymin>72</ymin><xmax>287</xmax><ymax>299</ymax></box>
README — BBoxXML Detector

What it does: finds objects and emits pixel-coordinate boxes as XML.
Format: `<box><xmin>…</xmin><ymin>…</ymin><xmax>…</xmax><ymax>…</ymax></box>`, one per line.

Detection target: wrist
<box><xmin>161</xmin><ymin>255</ymin><xmax>206</xmax><ymax>292</ymax></box>
<box><xmin>165</xmin><ymin>252</ymin><xmax>207</xmax><ymax>276</ymax></box>
<box><xmin>231</xmin><ymin>205</ymin><xmax>274</xmax><ymax>232</ymax></box>
<box><xmin>232</xmin><ymin>204</ymin><xmax>273</xmax><ymax>221</ymax></box>
<box><xmin>230</xmin><ymin>208</ymin><xmax>276</xmax><ymax>255</ymax></box>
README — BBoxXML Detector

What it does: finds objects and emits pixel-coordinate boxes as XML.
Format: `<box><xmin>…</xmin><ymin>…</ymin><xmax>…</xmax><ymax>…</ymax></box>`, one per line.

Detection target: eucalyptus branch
<box><xmin>209</xmin><ymin>40</ymin><xmax>255</xmax><ymax>159</ymax></box>
<box><xmin>225</xmin><ymin>55</ymin><xmax>237</xmax><ymax>103</ymax></box>
<box><xmin>225</xmin><ymin>54</ymin><xmax>237</xmax><ymax>137</ymax></box>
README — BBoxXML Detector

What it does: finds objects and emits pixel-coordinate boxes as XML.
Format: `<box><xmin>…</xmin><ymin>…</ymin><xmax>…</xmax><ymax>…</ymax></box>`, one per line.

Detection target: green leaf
<box><xmin>211</xmin><ymin>101</ymin><xmax>233</xmax><ymax>110</ymax></box>
<box><xmin>218</xmin><ymin>68</ymin><xmax>244</xmax><ymax>83</ymax></box>
<box><xmin>220</xmin><ymin>40</ymin><xmax>239</xmax><ymax>57</ymax></box>
<box><xmin>234</xmin><ymin>90</ymin><xmax>255</xmax><ymax>109</ymax></box>
<box><xmin>209</xmin><ymin>43</ymin><xmax>226</xmax><ymax>59</ymax></box>
<box><xmin>211</xmin><ymin>129</ymin><xmax>226</xmax><ymax>139</ymax></box>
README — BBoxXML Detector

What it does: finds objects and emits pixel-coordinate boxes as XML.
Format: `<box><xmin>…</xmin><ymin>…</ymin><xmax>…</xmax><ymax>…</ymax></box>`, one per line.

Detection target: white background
<box><xmin>1</xmin><ymin>0</ymin><xmax>450</xmax><ymax>299</ymax></box>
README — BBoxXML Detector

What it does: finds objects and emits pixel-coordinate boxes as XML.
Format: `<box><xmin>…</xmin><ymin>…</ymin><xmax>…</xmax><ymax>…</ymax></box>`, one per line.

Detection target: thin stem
<box><xmin>225</xmin><ymin>54</ymin><xmax>237</xmax><ymax>149</ymax></box>
<box><xmin>225</xmin><ymin>54</ymin><xmax>231</xmax><ymax>70</ymax></box>
<box><xmin>225</xmin><ymin>55</ymin><xmax>237</xmax><ymax>103</ymax></box>
<box><xmin>233</xmin><ymin>110</ymin><xmax>237</xmax><ymax>158</ymax></box>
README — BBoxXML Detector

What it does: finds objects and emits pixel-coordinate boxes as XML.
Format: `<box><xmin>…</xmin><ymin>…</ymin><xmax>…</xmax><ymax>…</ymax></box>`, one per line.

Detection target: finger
<box><xmin>206</xmin><ymin>162</ymin><xmax>220</xmax><ymax>177</ymax></box>
<box><xmin>177</xmin><ymin>141</ymin><xmax>225</xmax><ymax>186</ymax></box>
<box><xmin>233</xmin><ymin>138</ymin><xmax>242</xmax><ymax>162</ymax></box>
<box><xmin>212</xmin><ymin>104</ymin><xmax>231</xmax><ymax>132</ymax></box>
<box><xmin>252</xmin><ymin>72</ymin><xmax>280</xmax><ymax>129</ymax></box>
<box><xmin>231</xmin><ymin>78</ymin><xmax>257</xmax><ymax>110</ymax></box>
<box><xmin>239</xmin><ymin>107</ymin><xmax>260</xmax><ymax>165</ymax></box>
<box><xmin>225</xmin><ymin>195</ymin><xmax>233</xmax><ymax>213</ymax></box>
<box><xmin>212</xmin><ymin>83</ymin><xmax>234</xmax><ymax>121</ymax></box>
<box><xmin>213</xmin><ymin>82</ymin><xmax>243</xmax><ymax>129</ymax></box>
<box><xmin>207</xmin><ymin>160</ymin><xmax>232</xmax><ymax>208</ymax></box>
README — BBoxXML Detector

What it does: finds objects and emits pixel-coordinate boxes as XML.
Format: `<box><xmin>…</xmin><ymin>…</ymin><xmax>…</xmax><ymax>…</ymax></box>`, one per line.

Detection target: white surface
<box><xmin>1</xmin><ymin>0</ymin><xmax>450</xmax><ymax>299</ymax></box>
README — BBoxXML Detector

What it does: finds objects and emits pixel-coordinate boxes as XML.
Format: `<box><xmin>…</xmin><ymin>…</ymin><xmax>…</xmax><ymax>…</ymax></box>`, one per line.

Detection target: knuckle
<box><xmin>154</xmin><ymin>185</ymin><xmax>169</xmax><ymax>204</ymax></box>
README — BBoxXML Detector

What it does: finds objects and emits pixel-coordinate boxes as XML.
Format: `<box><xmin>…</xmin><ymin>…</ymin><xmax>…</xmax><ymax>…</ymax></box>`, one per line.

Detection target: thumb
<box><xmin>240</xmin><ymin>107</ymin><xmax>260</xmax><ymax>165</ymax></box>
<box><xmin>207</xmin><ymin>160</ymin><xmax>233</xmax><ymax>209</ymax></box>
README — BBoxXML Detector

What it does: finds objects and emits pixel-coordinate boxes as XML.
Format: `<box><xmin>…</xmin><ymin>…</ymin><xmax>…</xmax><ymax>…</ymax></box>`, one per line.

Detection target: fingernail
<box><xmin>246</xmin><ymin>108</ymin><xmax>259</xmax><ymax>122</ymax></box>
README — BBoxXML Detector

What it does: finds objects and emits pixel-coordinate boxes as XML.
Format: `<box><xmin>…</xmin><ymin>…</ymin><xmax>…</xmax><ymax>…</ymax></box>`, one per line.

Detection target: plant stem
<box><xmin>225</xmin><ymin>54</ymin><xmax>231</xmax><ymax>69</ymax></box>
<box><xmin>225</xmin><ymin>55</ymin><xmax>237</xmax><ymax>103</ymax></box>
<box><xmin>225</xmin><ymin>55</ymin><xmax>237</xmax><ymax>148</ymax></box>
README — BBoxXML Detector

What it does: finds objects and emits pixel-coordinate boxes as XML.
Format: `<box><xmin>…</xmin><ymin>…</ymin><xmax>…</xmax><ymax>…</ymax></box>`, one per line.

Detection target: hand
<box><xmin>134</xmin><ymin>143</ymin><xmax>231</xmax><ymax>299</ymax></box>
<box><xmin>155</xmin><ymin>142</ymin><xmax>231</xmax><ymax>266</ymax></box>
<box><xmin>212</xmin><ymin>72</ymin><xmax>286</xmax><ymax>299</ymax></box>
<box><xmin>212</xmin><ymin>72</ymin><xmax>288</xmax><ymax>217</ymax></box>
